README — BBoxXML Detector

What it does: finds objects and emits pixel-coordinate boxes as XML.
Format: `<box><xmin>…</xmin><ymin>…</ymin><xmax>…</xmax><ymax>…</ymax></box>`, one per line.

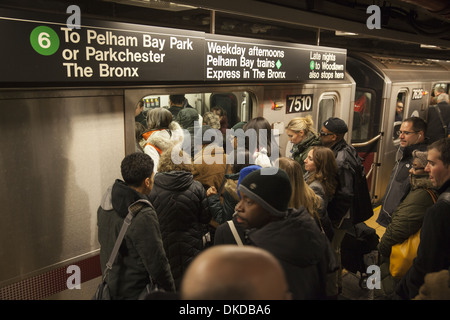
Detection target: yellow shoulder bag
<box><xmin>389</xmin><ymin>189</ymin><xmax>437</xmax><ymax>278</ymax></box>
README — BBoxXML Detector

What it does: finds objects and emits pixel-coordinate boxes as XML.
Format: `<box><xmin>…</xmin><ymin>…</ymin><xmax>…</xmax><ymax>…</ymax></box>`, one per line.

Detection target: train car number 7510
<box><xmin>286</xmin><ymin>94</ymin><xmax>313</xmax><ymax>114</ymax></box>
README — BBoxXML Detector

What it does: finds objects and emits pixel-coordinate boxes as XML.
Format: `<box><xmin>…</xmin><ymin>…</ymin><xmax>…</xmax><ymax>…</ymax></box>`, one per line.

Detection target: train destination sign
<box><xmin>0</xmin><ymin>9</ymin><xmax>346</xmax><ymax>84</ymax></box>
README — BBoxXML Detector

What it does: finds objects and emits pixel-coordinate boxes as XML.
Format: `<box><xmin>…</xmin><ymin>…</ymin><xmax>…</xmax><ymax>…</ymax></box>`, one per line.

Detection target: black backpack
<box><xmin>350</xmin><ymin>157</ymin><xmax>374</xmax><ymax>224</ymax></box>
<box><xmin>425</xmin><ymin>103</ymin><xmax>450</xmax><ymax>144</ymax></box>
<box><xmin>327</xmin><ymin>145</ymin><xmax>373</xmax><ymax>225</ymax></box>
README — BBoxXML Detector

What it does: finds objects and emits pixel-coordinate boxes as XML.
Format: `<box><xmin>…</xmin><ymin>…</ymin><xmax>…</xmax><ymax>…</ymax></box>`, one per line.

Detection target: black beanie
<box><xmin>238</xmin><ymin>167</ymin><xmax>292</xmax><ymax>217</ymax></box>
<box><xmin>323</xmin><ymin>117</ymin><xmax>348</xmax><ymax>134</ymax></box>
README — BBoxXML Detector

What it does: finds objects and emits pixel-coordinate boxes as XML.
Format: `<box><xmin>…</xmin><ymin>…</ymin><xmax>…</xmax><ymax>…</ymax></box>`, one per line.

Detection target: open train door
<box><xmin>347</xmin><ymin>54</ymin><xmax>385</xmax><ymax>205</ymax></box>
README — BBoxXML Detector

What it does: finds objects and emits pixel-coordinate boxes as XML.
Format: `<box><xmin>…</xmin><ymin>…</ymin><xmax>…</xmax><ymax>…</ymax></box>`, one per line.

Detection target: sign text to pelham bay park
<box><xmin>0</xmin><ymin>9</ymin><xmax>346</xmax><ymax>83</ymax></box>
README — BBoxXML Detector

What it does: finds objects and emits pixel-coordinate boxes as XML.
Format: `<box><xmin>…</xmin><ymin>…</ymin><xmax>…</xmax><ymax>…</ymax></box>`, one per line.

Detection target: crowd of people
<box><xmin>97</xmin><ymin>95</ymin><xmax>450</xmax><ymax>300</ymax></box>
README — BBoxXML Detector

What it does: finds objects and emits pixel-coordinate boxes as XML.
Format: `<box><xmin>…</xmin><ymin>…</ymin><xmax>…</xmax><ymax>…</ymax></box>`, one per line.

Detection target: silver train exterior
<box><xmin>0</xmin><ymin>27</ymin><xmax>449</xmax><ymax>300</ymax></box>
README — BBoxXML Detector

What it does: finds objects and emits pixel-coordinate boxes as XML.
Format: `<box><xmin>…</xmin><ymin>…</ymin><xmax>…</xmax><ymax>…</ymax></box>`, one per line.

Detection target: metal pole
<box><xmin>316</xmin><ymin>28</ymin><xmax>320</xmax><ymax>46</ymax></box>
<box><xmin>210</xmin><ymin>10</ymin><xmax>216</xmax><ymax>34</ymax></box>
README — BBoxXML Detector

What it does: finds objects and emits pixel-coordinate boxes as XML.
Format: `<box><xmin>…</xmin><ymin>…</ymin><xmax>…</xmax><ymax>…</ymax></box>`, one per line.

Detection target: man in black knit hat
<box><xmin>235</xmin><ymin>167</ymin><xmax>336</xmax><ymax>299</ymax></box>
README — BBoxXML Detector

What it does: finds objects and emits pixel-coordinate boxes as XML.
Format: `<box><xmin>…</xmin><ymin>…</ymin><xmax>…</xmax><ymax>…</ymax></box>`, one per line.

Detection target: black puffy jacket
<box><xmin>247</xmin><ymin>208</ymin><xmax>337</xmax><ymax>300</ymax></box>
<box><xmin>149</xmin><ymin>171</ymin><xmax>211</xmax><ymax>290</ymax></box>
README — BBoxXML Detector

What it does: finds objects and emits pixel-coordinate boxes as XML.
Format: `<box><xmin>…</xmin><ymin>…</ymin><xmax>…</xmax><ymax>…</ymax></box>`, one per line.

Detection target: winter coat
<box><xmin>97</xmin><ymin>180</ymin><xmax>175</xmax><ymax>299</ymax></box>
<box><xmin>141</xmin><ymin>121</ymin><xmax>184</xmax><ymax>173</ymax></box>
<box><xmin>214</xmin><ymin>216</ymin><xmax>246</xmax><ymax>245</ymax></box>
<box><xmin>377</xmin><ymin>141</ymin><xmax>428</xmax><ymax>227</ymax></box>
<box><xmin>396</xmin><ymin>179</ymin><xmax>450</xmax><ymax>299</ymax></box>
<box><xmin>247</xmin><ymin>208</ymin><xmax>337</xmax><ymax>300</ymax></box>
<box><xmin>148</xmin><ymin>171</ymin><xmax>211</xmax><ymax>290</ymax></box>
<box><xmin>327</xmin><ymin>139</ymin><xmax>370</xmax><ymax>228</ymax></box>
<box><xmin>192</xmin><ymin>143</ymin><xmax>231</xmax><ymax>192</ymax></box>
<box><xmin>207</xmin><ymin>172</ymin><xmax>240</xmax><ymax>224</ymax></box>
<box><xmin>290</xmin><ymin>132</ymin><xmax>321</xmax><ymax>172</ymax></box>
<box><xmin>378</xmin><ymin>174</ymin><xmax>436</xmax><ymax>258</ymax></box>
<box><xmin>306</xmin><ymin>178</ymin><xmax>334</xmax><ymax>241</ymax></box>
<box><xmin>377</xmin><ymin>174</ymin><xmax>437</xmax><ymax>297</ymax></box>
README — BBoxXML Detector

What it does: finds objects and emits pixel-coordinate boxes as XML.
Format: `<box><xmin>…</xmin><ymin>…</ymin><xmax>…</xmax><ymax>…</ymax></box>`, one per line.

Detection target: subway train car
<box><xmin>0</xmin><ymin>7</ymin><xmax>449</xmax><ymax>300</ymax></box>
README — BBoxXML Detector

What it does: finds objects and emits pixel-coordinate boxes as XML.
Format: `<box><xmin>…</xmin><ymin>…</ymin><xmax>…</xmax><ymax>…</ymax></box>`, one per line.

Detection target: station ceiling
<box><xmin>3</xmin><ymin>0</ymin><xmax>450</xmax><ymax>60</ymax></box>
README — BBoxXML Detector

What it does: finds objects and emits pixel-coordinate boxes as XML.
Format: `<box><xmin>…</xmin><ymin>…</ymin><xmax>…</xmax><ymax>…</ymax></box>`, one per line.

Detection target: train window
<box><xmin>318</xmin><ymin>95</ymin><xmax>336</xmax><ymax>132</ymax></box>
<box><xmin>352</xmin><ymin>90</ymin><xmax>373</xmax><ymax>142</ymax></box>
<box><xmin>393</xmin><ymin>91</ymin><xmax>407</xmax><ymax>140</ymax></box>
<box><xmin>135</xmin><ymin>91</ymin><xmax>253</xmax><ymax>148</ymax></box>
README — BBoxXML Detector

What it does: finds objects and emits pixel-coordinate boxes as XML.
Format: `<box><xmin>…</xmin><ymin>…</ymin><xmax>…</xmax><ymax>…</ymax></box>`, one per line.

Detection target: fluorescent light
<box><xmin>335</xmin><ymin>31</ymin><xmax>358</xmax><ymax>36</ymax></box>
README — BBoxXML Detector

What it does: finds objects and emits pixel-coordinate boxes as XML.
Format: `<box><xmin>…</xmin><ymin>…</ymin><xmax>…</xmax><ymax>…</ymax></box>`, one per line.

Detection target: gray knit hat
<box><xmin>238</xmin><ymin>167</ymin><xmax>292</xmax><ymax>217</ymax></box>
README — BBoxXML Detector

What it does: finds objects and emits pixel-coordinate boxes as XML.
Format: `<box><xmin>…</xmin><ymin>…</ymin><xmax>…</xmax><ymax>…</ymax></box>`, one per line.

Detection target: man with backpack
<box><xmin>319</xmin><ymin>117</ymin><xmax>374</xmax><ymax>295</ymax></box>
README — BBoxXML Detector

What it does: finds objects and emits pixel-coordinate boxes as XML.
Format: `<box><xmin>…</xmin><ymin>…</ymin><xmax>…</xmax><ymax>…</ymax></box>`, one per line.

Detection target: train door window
<box><xmin>318</xmin><ymin>94</ymin><xmax>336</xmax><ymax>132</ymax></box>
<box><xmin>352</xmin><ymin>90</ymin><xmax>374</xmax><ymax>142</ymax></box>
<box><xmin>393</xmin><ymin>90</ymin><xmax>407</xmax><ymax>140</ymax></box>
<box><xmin>210</xmin><ymin>93</ymin><xmax>243</xmax><ymax>129</ymax></box>
<box><xmin>136</xmin><ymin>91</ymin><xmax>253</xmax><ymax>147</ymax></box>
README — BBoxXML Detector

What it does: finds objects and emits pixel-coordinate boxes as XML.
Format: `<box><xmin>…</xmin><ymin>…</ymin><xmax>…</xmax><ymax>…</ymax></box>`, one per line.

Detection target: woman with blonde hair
<box><xmin>275</xmin><ymin>157</ymin><xmax>326</xmax><ymax>234</ymax></box>
<box><xmin>285</xmin><ymin>115</ymin><xmax>321</xmax><ymax>172</ymax></box>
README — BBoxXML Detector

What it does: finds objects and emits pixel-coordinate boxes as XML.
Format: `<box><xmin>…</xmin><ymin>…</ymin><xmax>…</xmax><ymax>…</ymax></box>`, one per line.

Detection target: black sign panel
<box><xmin>205</xmin><ymin>35</ymin><xmax>346</xmax><ymax>82</ymax></box>
<box><xmin>0</xmin><ymin>9</ymin><xmax>205</xmax><ymax>83</ymax></box>
<box><xmin>0</xmin><ymin>9</ymin><xmax>346</xmax><ymax>84</ymax></box>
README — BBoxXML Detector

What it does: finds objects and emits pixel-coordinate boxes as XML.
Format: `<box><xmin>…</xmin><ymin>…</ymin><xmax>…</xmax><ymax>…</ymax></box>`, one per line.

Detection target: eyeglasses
<box><xmin>397</xmin><ymin>130</ymin><xmax>418</xmax><ymax>136</ymax></box>
<box><xmin>319</xmin><ymin>131</ymin><xmax>335</xmax><ymax>137</ymax></box>
<box><xmin>412</xmin><ymin>166</ymin><xmax>425</xmax><ymax>171</ymax></box>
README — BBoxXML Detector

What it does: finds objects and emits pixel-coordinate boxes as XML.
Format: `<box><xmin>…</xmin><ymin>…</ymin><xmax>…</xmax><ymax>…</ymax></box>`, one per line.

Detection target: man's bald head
<box><xmin>180</xmin><ymin>245</ymin><xmax>291</xmax><ymax>300</ymax></box>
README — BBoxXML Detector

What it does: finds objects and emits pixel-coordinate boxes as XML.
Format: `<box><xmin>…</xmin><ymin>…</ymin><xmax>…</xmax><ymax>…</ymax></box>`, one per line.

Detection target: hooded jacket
<box><xmin>377</xmin><ymin>174</ymin><xmax>437</xmax><ymax>297</ymax></box>
<box><xmin>247</xmin><ymin>208</ymin><xmax>337</xmax><ymax>300</ymax></box>
<box><xmin>327</xmin><ymin>138</ymin><xmax>372</xmax><ymax>228</ymax></box>
<box><xmin>148</xmin><ymin>171</ymin><xmax>211</xmax><ymax>290</ymax></box>
<box><xmin>378</xmin><ymin>174</ymin><xmax>436</xmax><ymax>258</ymax></box>
<box><xmin>97</xmin><ymin>180</ymin><xmax>175</xmax><ymax>299</ymax></box>
<box><xmin>377</xmin><ymin>141</ymin><xmax>428</xmax><ymax>227</ymax></box>
<box><xmin>141</xmin><ymin>121</ymin><xmax>184</xmax><ymax>173</ymax></box>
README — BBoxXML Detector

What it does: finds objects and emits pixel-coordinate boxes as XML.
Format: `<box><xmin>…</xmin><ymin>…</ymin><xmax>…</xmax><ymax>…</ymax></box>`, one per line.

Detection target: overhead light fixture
<box><xmin>420</xmin><ymin>44</ymin><xmax>444</xmax><ymax>50</ymax></box>
<box><xmin>102</xmin><ymin>0</ymin><xmax>197</xmax><ymax>11</ymax></box>
<box><xmin>335</xmin><ymin>31</ymin><xmax>359</xmax><ymax>36</ymax></box>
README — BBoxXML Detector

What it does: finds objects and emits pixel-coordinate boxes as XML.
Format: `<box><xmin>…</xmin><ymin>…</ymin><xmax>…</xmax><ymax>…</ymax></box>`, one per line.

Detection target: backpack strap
<box><xmin>105</xmin><ymin>199</ymin><xmax>150</xmax><ymax>271</ymax></box>
<box><xmin>434</xmin><ymin>105</ymin><xmax>448</xmax><ymax>137</ymax></box>
<box><xmin>227</xmin><ymin>220</ymin><xmax>243</xmax><ymax>246</ymax></box>
<box><xmin>425</xmin><ymin>188</ymin><xmax>438</xmax><ymax>204</ymax></box>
